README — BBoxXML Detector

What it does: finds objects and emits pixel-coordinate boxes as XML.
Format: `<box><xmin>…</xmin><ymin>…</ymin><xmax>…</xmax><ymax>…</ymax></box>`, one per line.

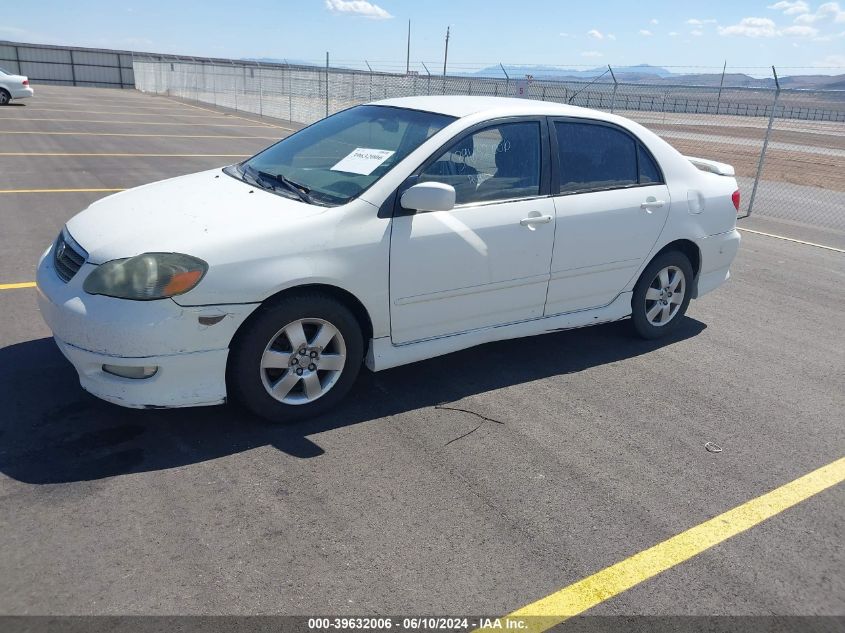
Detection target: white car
<box><xmin>37</xmin><ymin>96</ymin><xmax>741</xmax><ymax>422</ymax></box>
<box><xmin>0</xmin><ymin>66</ymin><xmax>34</xmax><ymax>104</ymax></box>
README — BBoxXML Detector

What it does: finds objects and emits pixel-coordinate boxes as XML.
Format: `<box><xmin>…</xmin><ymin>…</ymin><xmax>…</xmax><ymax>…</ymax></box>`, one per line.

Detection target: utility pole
<box><xmin>443</xmin><ymin>26</ymin><xmax>450</xmax><ymax>76</ymax></box>
<box><xmin>406</xmin><ymin>20</ymin><xmax>411</xmax><ymax>74</ymax></box>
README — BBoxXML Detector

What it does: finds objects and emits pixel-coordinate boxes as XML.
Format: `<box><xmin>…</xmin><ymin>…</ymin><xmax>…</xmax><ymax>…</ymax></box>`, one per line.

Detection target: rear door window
<box><xmin>638</xmin><ymin>144</ymin><xmax>662</xmax><ymax>184</ymax></box>
<box><xmin>554</xmin><ymin>121</ymin><xmax>659</xmax><ymax>193</ymax></box>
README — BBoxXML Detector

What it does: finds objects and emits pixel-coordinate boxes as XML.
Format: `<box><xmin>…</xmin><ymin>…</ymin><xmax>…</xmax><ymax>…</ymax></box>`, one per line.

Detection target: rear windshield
<box><xmin>228</xmin><ymin>105</ymin><xmax>456</xmax><ymax>206</ymax></box>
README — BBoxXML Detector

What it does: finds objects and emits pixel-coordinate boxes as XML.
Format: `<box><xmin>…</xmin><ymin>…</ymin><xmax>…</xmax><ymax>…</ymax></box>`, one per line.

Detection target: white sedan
<box><xmin>0</xmin><ymin>67</ymin><xmax>34</xmax><ymax>104</ymax></box>
<box><xmin>37</xmin><ymin>96</ymin><xmax>740</xmax><ymax>422</ymax></box>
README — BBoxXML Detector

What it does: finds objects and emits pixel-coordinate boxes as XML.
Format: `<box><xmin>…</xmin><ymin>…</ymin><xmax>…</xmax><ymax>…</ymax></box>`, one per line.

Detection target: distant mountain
<box><xmin>468</xmin><ymin>63</ymin><xmax>674</xmax><ymax>79</ymax></box>
<box><xmin>464</xmin><ymin>64</ymin><xmax>845</xmax><ymax>90</ymax></box>
<box><xmin>242</xmin><ymin>57</ymin><xmax>319</xmax><ymax>67</ymax></box>
<box><xmin>240</xmin><ymin>57</ymin><xmax>845</xmax><ymax>90</ymax></box>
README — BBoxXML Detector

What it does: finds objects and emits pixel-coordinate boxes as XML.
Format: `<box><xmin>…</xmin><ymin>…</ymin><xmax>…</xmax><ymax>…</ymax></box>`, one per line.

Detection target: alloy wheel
<box><xmin>259</xmin><ymin>318</ymin><xmax>347</xmax><ymax>405</ymax></box>
<box><xmin>644</xmin><ymin>265</ymin><xmax>686</xmax><ymax>327</ymax></box>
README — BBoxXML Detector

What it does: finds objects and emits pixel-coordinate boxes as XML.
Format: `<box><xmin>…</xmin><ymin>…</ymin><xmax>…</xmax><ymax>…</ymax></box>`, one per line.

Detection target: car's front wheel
<box><xmin>631</xmin><ymin>251</ymin><xmax>694</xmax><ymax>339</ymax></box>
<box><xmin>228</xmin><ymin>293</ymin><xmax>364</xmax><ymax>423</ymax></box>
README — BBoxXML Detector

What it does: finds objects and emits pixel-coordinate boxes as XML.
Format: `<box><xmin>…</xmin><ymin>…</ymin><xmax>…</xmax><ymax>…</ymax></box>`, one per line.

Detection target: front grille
<box><xmin>53</xmin><ymin>230</ymin><xmax>87</xmax><ymax>283</ymax></box>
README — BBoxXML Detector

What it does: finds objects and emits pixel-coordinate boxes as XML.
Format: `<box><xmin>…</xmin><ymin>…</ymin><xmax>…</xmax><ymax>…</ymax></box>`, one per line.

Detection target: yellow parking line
<box><xmin>0</xmin><ymin>281</ymin><xmax>36</xmax><ymax>290</ymax></box>
<box><xmin>158</xmin><ymin>96</ymin><xmax>292</xmax><ymax>130</ymax></box>
<box><xmin>31</xmin><ymin>101</ymin><xmax>191</xmax><ymax>109</ymax></box>
<box><xmin>0</xmin><ymin>131</ymin><xmax>278</xmax><ymax>139</ymax></box>
<box><xmin>0</xmin><ymin>152</ymin><xmax>248</xmax><ymax>157</ymax></box>
<box><xmin>0</xmin><ymin>117</ymin><xmax>272</xmax><ymax>128</ymax></box>
<box><xmin>0</xmin><ymin>188</ymin><xmax>125</xmax><ymax>193</ymax></box>
<box><xmin>7</xmin><ymin>108</ymin><xmax>235</xmax><ymax>118</ymax></box>
<box><xmin>737</xmin><ymin>227</ymin><xmax>844</xmax><ymax>253</ymax></box>
<box><xmin>481</xmin><ymin>456</ymin><xmax>845</xmax><ymax>633</ymax></box>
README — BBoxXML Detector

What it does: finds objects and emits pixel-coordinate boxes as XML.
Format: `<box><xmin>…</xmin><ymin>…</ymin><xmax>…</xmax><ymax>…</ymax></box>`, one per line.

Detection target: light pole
<box><xmin>443</xmin><ymin>26</ymin><xmax>450</xmax><ymax>76</ymax></box>
<box><xmin>406</xmin><ymin>20</ymin><xmax>411</xmax><ymax>74</ymax></box>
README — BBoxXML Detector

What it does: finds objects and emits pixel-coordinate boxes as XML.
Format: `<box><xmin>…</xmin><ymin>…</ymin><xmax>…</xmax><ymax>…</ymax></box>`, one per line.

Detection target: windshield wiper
<box><xmin>248</xmin><ymin>167</ymin><xmax>314</xmax><ymax>204</ymax></box>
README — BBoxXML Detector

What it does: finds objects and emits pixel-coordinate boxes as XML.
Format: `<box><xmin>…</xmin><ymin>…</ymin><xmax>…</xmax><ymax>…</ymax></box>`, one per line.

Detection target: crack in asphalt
<box><xmin>435</xmin><ymin>404</ymin><xmax>505</xmax><ymax>446</ymax></box>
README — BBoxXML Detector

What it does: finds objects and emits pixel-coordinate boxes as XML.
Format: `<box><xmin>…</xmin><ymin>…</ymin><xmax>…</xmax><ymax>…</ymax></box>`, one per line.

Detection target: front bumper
<box><xmin>36</xmin><ymin>243</ymin><xmax>259</xmax><ymax>408</ymax></box>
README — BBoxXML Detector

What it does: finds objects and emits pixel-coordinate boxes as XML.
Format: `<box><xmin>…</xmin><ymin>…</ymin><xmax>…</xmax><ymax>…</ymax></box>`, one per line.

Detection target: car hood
<box><xmin>66</xmin><ymin>169</ymin><xmax>326</xmax><ymax>264</ymax></box>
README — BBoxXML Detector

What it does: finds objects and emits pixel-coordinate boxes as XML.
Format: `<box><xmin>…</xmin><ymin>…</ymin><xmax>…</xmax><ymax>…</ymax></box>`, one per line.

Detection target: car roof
<box><xmin>371</xmin><ymin>95</ymin><xmax>605</xmax><ymax>120</ymax></box>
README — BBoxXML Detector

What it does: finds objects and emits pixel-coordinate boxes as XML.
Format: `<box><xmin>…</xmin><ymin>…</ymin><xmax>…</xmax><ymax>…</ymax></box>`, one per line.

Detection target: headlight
<box><xmin>83</xmin><ymin>253</ymin><xmax>208</xmax><ymax>300</ymax></box>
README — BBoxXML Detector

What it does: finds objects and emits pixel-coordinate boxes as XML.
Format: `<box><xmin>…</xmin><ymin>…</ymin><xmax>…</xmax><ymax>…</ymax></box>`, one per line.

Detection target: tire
<box><xmin>630</xmin><ymin>251</ymin><xmax>694</xmax><ymax>340</ymax></box>
<box><xmin>227</xmin><ymin>292</ymin><xmax>364</xmax><ymax>423</ymax></box>
<box><xmin>0</xmin><ymin>90</ymin><xmax>10</xmax><ymax>106</ymax></box>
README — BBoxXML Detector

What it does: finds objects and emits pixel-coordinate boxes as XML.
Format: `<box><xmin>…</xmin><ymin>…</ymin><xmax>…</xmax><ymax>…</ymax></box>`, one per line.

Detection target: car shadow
<box><xmin>0</xmin><ymin>318</ymin><xmax>705</xmax><ymax>484</ymax></box>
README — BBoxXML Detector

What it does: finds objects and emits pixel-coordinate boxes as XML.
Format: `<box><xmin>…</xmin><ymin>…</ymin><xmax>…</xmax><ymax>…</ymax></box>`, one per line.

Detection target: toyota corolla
<box><xmin>37</xmin><ymin>96</ymin><xmax>741</xmax><ymax>422</ymax></box>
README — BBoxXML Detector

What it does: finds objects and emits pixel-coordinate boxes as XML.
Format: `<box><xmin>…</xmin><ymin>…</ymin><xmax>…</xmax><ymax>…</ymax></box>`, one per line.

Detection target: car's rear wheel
<box><xmin>631</xmin><ymin>251</ymin><xmax>693</xmax><ymax>339</ymax></box>
<box><xmin>228</xmin><ymin>293</ymin><xmax>364</xmax><ymax>423</ymax></box>
<box><xmin>0</xmin><ymin>90</ymin><xmax>11</xmax><ymax>106</ymax></box>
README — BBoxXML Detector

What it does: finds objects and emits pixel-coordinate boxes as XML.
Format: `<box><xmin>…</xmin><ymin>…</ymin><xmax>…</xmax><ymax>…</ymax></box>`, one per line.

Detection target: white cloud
<box><xmin>669</xmin><ymin>31</ymin><xmax>679</xmax><ymax>36</ymax></box>
<box><xmin>586</xmin><ymin>29</ymin><xmax>604</xmax><ymax>40</ymax></box>
<box><xmin>813</xmin><ymin>29</ymin><xmax>845</xmax><ymax>40</ymax></box>
<box><xmin>691</xmin><ymin>29</ymin><xmax>704</xmax><ymax>36</ymax></box>
<box><xmin>638</xmin><ymin>29</ymin><xmax>653</xmax><ymax>36</ymax></box>
<box><xmin>581</xmin><ymin>50</ymin><xmax>603</xmax><ymax>57</ymax></box>
<box><xmin>718</xmin><ymin>17</ymin><xmax>779</xmax><ymax>37</ymax></box>
<box><xmin>687</xmin><ymin>18</ymin><xmax>717</xmax><ymax>26</ymax></box>
<box><xmin>324</xmin><ymin>0</ymin><xmax>392</xmax><ymax>19</ymax></box>
<box><xmin>559</xmin><ymin>32</ymin><xmax>570</xmax><ymax>37</ymax></box>
<box><xmin>814</xmin><ymin>53</ymin><xmax>845</xmax><ymax>65</ymax></box>
<box><xmin>719</xmin><ymin>16</ymin><xmax>822</xmax><ymax>37</ymax></box>
<box><xmin>767</xmin><ymin>1</ymin><xmax>810</xmax><ymax>15</ymax></box>
<box><xmin>782</xmin><ymin>24</ymin><xmax>820</xmax><ymax>35</ymax></box>
<box><xmin>607</xmin><ymin>33</ymin><xmax>617</xmax><ymax>40</ymax></box>
<box><xmin>794</xmin><ymin>2</ymin><xmax>845</xmax><ymax>23</ymax></box>
<box><xmin>650</xmin><ymin>18</ymin><xmax>659</xmax><ymax>25</ymax></box>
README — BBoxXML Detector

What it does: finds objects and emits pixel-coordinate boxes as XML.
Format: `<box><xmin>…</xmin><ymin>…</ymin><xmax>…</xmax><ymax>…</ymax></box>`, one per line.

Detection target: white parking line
<box><xmin>736</xmin><ymin>227</ymin><xmax>844</xmax><ymax>253</ymax></box>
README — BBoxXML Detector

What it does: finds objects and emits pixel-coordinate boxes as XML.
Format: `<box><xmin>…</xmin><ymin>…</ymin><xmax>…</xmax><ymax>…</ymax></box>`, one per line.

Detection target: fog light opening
<box><xmin>102</xmin><ymin>364</ymin><xmax>158</xmax><ymax>379</ymax></box>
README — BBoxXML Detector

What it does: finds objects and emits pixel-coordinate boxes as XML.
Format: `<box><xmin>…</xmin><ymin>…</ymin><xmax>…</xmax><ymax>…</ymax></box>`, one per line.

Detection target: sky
<box><xmin>2</xmin><ymin>0</ymin><xmax>844</xmax><ymax>74</ymax></box>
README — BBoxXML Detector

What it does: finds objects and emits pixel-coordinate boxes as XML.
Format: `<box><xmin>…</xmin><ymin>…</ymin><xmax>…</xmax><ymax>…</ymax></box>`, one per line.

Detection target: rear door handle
<box><xmin>519</xmin><ymin>214</ymin><xmax>553</xmax><ymax>227</ymax></box>
<box><xmin>640</xmin><ymin>199</ymin><xmax>665</xmax><ymax>214</ymax></box>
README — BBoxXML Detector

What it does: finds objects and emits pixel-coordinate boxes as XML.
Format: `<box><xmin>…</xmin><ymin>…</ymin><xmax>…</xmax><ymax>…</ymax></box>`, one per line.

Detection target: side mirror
<box><xmin>400</xmin><ymin>182</ymin><xmax>456</xmax><ymax>212</ymax></box>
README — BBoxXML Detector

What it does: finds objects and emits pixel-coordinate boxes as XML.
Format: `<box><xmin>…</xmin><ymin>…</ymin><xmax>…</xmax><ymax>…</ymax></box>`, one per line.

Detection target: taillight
<box><xmin>22</xmin><ymin>79</ymin><xmax>29</xmax><ymax>86</ymax></box>
<box><xmin>732</xmin><ymin>189</ymin><xmax>740</xmax><ymax>212</ymax></box>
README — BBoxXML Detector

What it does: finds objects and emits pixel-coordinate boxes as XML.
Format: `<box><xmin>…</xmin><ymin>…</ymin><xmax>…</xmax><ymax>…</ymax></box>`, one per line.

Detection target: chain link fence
<box><xmin>134</xmin><ymin>57</ymin><xmax>845</xmax><ymax>233</ymax></box>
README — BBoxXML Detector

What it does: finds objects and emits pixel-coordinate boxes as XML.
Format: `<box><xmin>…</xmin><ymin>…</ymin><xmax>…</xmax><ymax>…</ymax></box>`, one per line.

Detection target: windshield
<box><xmin>0</xmin><ymin>66</ymin><xmax>9</xmax><ymax>75</ymax></box>
<box><xmin>229</xmin><ymin>105</ymin><xmax>456</xmax><ymax>206</ymax></box>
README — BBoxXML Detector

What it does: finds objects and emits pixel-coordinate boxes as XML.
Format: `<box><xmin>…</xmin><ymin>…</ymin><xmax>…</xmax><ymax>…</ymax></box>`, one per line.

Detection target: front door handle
<box><xmin>640</xmin><ymin>199</ymin><xmax>665</xmax><ymax>214</ymax></box>
<box><xmin>519</xmin><ymin>214</ymin><xmax>553</xmax><ymax>227</ymax></box>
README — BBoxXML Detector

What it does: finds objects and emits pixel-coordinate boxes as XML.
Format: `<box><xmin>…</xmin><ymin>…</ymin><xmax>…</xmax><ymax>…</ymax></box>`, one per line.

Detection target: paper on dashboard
<box><xmin>330</xmin><ymin>148</ymin><xmax>395</xmax><ymax>175</ymax></box>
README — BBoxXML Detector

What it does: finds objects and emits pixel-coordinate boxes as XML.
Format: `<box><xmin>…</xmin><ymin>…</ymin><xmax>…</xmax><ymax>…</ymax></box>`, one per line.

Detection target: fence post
<box><xmin>747</xmin><ymin>66</ymin><xmax>781</xmax><ymax>218</ymax></box>
<box><xmin>69</xmin><ymin>49</ymin><xmax>77</xmax><ymax>86</ymax></box>
<box><xmin>422</xmin><ymin>61</ymin><xmax>432</xmax><ymax>95</ymax></box>
<box><xmin>257</xmin><ymin>62</ymin><xmax>263</xmax><ymax>117</ymax></box>
<box><xmin>608</xmin><ymin>65</ymin><xmax>618</xmax><ymax>113</ymax></box>
<box><xmin>500</xmin><ymin>63</ymin><xmax>509</xmax><ymax>97</ymax></box>
<box><xmin>325</xmin><ymin>52</ymin><xmax>330</xmax><ymax>118</ymax></box>
<box><xmin>365</xmin><ymin>60</ymin><xmax>373</xmax><ymax>101</ymax></box>
<box><xmin>289</xmin><ymin>67</ymin><xmax>293</xmax><ymax>123</ymax></box>
<box><xmin>716</xmin><ymin>60</ymin><xmax>727</xmax><ymax>114</ymax></box>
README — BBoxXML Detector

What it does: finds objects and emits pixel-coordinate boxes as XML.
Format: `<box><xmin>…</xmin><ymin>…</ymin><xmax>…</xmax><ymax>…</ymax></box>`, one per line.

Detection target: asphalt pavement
<box><xmin>0</xmin><ymin>86</ymin><xmax>842</xmax><ymax>620</ymax></box>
